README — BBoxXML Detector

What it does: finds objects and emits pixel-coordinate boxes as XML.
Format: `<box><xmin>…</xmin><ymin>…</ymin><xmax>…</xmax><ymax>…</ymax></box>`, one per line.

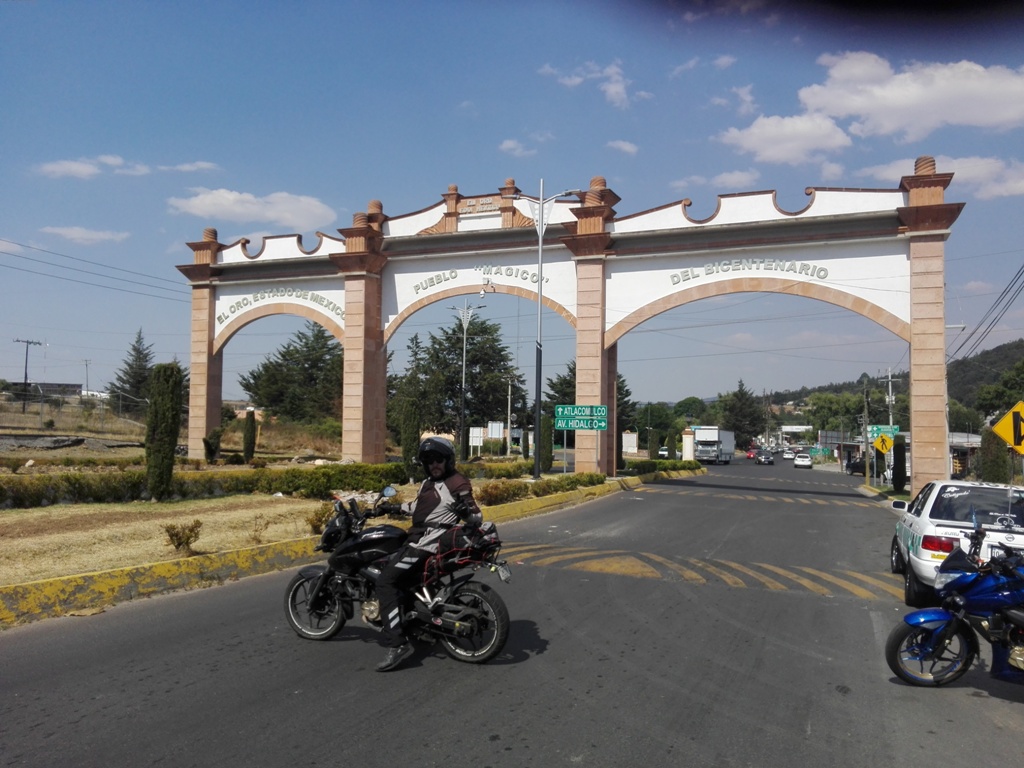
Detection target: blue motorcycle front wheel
<box><xmin>885</xmin><ymin>621</ymin><xmax>975</xmax><ymax>686</ymax></box>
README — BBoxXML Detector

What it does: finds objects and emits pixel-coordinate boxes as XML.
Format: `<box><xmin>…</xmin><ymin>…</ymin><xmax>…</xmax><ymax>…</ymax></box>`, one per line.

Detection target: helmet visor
<box><xmin>422</xmin><ymin>451</ymin><xmax>446</xmax><ymax>466</ymax></box>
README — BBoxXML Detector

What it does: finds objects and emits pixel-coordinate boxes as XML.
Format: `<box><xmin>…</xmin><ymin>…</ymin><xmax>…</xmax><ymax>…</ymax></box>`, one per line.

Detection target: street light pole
<box><xmin>503</xmin><ymin>180</ymin><xmax>582</xmax><ymax>479</ymax></box>
<box><xmin>451</xmin><ymin>298</ymin><xmax>485</xmax><ymax>461</ymax></box>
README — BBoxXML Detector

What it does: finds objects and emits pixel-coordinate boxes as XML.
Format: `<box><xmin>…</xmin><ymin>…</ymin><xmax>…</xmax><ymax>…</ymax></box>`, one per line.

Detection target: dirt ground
<box><xmin>0</xmin><ymin>442</ymin><xmax>410</xmax><ymax>586</ymax></box>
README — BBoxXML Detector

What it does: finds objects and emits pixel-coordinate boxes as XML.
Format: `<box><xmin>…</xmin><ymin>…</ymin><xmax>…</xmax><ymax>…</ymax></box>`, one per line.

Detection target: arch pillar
<box><xmin>899</xmin><ymin>157</ymin><xmax>965</xmax><ymax>492</ymax></box>
<box><xmin>178</xmin><ymin>228</ymin><xmax>225</xmax><ymax>460</ymax></box>
<box><xmin>334</xmin><ymin>206</ymin><xmax>389</xmax><ymax>463</ymax></box>
<box><xmin>563</xmin><ymin>177</ymin><xmax>620</xmax><ymax>475</ymax></box>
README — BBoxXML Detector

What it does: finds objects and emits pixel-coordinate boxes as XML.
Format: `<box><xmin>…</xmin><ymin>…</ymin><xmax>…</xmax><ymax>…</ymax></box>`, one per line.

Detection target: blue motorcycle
<box><xmin>885</xmin><ymin>514</ymin><xmax>1024</xmax><ymax>687</ymax></box>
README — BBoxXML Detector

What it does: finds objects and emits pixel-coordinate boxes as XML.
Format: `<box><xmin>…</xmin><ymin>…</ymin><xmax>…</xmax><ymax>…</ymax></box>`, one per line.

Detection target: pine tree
<box><xmin>145</xmin><ymin>362</ymin><xmax>184</xmax><ymax>501</ymax></box>
<box><xmin>981</xmin><ymin>428</ymin><xmax>1011</xmax><ymax>483</ymax></box>
<box><xmin>721</xmin><ymin>380</ymin><xmax>767</xmax><ymax>449</ymax></box>
<box><xmin>242</xmin><ymin>410</ymin><xmax>257</xmax><ymax>462</ymax></box>
<box><xmin>108</xmin><ymin>328</ymin><xmax>155</xmax><ymax>417</ymax></box>
<box><xmin>239</xmin><ymin>322</ymin><xmax>343</xmax><ymax>422</ymax></box>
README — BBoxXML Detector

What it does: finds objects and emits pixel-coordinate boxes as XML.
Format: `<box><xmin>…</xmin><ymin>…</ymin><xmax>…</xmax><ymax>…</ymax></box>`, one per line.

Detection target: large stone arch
<box><xmin>212</xmin><ymin>304</ymin><xmax>345</xmax><ymax>356</ymax></box>
<box><xmin>383</xmin><ymin>284</ymin><xmax>577</xmax><ymax>346</ymax></box>
<box><xmin>179</xmin><ymin>160</ymin><xmax>962</xmax><ymax>491</ymax></box>
<box><xmin>605</xmin><ymin>276</ymin><xmax>911</xmax><ymax>347</ymax></box>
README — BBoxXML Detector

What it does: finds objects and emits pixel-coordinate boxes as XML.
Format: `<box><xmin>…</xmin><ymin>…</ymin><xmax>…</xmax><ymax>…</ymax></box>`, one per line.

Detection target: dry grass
<box><xmin>0</xmin><ymin>495</ymin><xmax>327</xmax><ymax>586</ymax></box>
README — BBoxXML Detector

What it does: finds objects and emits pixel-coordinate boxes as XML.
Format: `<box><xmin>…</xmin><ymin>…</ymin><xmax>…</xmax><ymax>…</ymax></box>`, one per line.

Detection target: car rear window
<box><xmin>931</xmin><ymin>485</ymin><xmax>1024</xmax><ymax>525</ymax></box>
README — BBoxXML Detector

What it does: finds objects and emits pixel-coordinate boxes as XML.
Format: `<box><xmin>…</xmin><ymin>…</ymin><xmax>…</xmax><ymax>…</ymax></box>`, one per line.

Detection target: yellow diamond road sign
<box><xmin>992</xmin><ymin>401</ymin><xmax>1024</xmax><ymax>455</ymax></box>
<box><xmin>873</xmin><ymin>434</ymin><xmax>894</xmax><ymax>454</ymax></box>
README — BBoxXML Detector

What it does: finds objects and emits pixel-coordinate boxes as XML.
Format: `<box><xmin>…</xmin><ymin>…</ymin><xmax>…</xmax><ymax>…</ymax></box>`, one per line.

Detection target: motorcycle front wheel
<box><xmin>438</xmin><ymin>582</ymin><xmax>510</xmax><ymax>664</ymax></box>
<box><xmin>885</xmin><ymin>621</ymin><xmax>975</xmax><ymax>686</ymax></box>
<box><xmin>284</xmin><ymin>570</ymin><xmax>346</xmax><ymax>640</ymax></box>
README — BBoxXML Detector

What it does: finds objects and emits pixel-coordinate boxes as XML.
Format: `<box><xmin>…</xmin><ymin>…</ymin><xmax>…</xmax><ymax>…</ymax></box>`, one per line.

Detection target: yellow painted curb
<box><xmin>0</xmin><ymin>469</ymin><xmax>706</xmax><ymax>627</ymax></box>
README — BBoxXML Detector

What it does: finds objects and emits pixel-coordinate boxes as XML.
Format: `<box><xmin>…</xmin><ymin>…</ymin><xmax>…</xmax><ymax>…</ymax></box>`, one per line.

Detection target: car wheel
<box><xmin>890</xmin><ymin>537</ymin><xmax>905</xmax><ymax>574</ymax></box>
<box><xmin>904</xmin><ymin>565</ymin><xmax>933</xmax><ymax>608</ymax></box>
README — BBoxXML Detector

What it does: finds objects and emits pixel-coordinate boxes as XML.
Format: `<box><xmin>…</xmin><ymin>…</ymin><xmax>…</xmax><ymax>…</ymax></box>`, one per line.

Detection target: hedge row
<box><xmin>623</xmin><ymin>458</ymin><xmax>703</xmax><ymax>475</ymax></box>
<box><xmin>0</xmin><ymin>463</ymin><xmax>409</xmax><ymax>509</ymax></box>
<box><xmin>474</xmin><ymin>471</ymin><xmax>607</xmax><ymax>506</ymax></box>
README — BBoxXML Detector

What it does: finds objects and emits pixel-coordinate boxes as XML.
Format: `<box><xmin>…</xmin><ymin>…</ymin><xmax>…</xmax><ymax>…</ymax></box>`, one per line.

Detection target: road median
<box><xmin>0</xmin><ymin>469</ymin><xmax>703</xmax><ymax>627</ymax></box>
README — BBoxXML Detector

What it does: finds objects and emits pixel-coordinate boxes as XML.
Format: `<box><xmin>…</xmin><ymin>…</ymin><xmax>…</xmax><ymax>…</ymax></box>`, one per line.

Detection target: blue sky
<box><xmin>3</xmin><ymin>0</ymin><xmax>1024</xmax><ymax>409</ymax></box>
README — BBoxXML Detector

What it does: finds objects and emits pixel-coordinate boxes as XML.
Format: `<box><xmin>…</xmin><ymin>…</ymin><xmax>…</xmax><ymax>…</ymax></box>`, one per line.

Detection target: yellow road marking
<box><xmin>796</xmin><ymin>567</ymin><xmax>878</xmax><ymax>600</ymax></box>
<box><xmin>755</xmin><ymin>563</ymin><xmax>833</xmax><ymax>596</ymax></box>
<box><xmin>687</xmin><ymin>558</ymin><xmax>746</xmax><ymax>587</ymax></box>
<box><xmin>839</xmin><ymin>571</ymin><xmax>904</xmax><ymax>599</ymax></box>
<box><xmin>568</xmin><ymin>556</ymin><xmax>662</xmax><ymax>578</ymax></box>
<box><xmin>715</xmin><ymin>560</ymin><xmax>787</xmax><ymax>590</ymax></box>
<box><xmin>530</xmin><ymin>549</ymin><xmax>626</xmax><ymax>567</ymax></box>
<box><xmin>642</xmin><ymin>552</ymin><xmax>706</xmax><ymax>583</ymax></box>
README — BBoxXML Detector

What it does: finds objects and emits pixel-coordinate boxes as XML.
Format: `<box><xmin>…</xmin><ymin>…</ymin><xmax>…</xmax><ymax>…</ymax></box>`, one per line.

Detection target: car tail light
<box><xmin>921</xmin><ymin>535</ymin><xmax>959</xmax><ymax>554</ymax></box>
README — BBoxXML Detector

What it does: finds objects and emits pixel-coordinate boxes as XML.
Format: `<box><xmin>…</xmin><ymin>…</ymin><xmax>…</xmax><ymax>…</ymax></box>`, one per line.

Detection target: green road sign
<box><xmin>555</xmin><ymin>404</ymin><xmax>608</xmax><ymax>419</ymax></box>
<box><xmin>555</xmin><ymin>417</ymin><xmax>608</xmax><ymax>431</ymax></box>
<box><xmin>868</xmin><ymin>424</ymin><xmax>900</xmax><ymax>440</ymax></box>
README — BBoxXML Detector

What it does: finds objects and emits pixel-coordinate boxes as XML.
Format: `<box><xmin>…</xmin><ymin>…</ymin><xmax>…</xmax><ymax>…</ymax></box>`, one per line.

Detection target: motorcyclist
<box><xmin>373</xmin><ymin>436</ymin><xmax>482</xmax><ymax>672</ymax></box>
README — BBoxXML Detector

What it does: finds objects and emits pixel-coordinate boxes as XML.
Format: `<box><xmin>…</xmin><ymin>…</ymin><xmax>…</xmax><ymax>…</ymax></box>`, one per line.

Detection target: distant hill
<box><xmin>771</xmin><ymin>338</ymin><xmax>1024</xmax><ymax>409</ymax></box>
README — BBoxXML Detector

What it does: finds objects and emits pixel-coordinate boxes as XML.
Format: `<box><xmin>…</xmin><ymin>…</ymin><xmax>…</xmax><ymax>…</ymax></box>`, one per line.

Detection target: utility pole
<box><xmin>83</xmin><ymin>359</ymin><xmax>91</xmax><ymax>398</ymax></box>
<box><xmin>13</xmin><ymin>338</ymin><xmax>42</xmax><ymax>414</ymax></box>
<box><xmin>862</xmin><ymin>381</ymin><xmax>871</xmax><ymax>481</ymax></box>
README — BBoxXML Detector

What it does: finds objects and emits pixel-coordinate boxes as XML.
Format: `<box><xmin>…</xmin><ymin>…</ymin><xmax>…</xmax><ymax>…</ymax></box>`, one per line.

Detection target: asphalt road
<box><xmin>3</xmin><ymin>460</ymin><xmax>1024</xmax><ymax>767</ymax></box>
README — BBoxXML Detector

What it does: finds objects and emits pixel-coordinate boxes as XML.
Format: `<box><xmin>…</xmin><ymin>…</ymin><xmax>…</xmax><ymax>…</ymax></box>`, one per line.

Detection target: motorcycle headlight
<box><xmin>933</xmin><ymin>571</ymin><xmax>964</xmax><ymax>590</ymax></box>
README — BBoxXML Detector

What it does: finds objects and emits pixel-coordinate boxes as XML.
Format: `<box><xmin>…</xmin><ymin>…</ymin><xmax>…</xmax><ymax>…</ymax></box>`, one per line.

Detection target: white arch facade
<box><xmin>178</xmin><ymin>160</ymin><xmax>963</xmax><ymax>492</ymax></box>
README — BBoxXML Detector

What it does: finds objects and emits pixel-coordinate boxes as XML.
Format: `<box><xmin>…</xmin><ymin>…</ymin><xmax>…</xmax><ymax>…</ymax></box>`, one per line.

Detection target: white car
<box><xmin>782</xmin><ymin>449</ymin><xmax>795</xmax><ymax>460</ymax></box>
<box><xmin>793</xmin><ymin>453</ymin><xmax>812</xmax><ymax>468</ymax></box>
<box><xmin>891</xmin><ymin>480</ymin><xmax>1024</xmax><ymax>607</ymax></box>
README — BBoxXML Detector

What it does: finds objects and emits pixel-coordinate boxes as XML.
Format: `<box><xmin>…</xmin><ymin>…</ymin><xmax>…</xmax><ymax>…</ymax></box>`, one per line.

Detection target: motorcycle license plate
<box><xmin>496</xmin><ymin>562</ymin><xmax>512</xmax><ymax>583</ymax></box>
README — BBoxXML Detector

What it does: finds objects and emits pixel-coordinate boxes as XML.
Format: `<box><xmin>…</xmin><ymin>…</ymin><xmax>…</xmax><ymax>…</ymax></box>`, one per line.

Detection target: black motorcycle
<box><xmin>284</xmin><ymin>486</ymin><xmax>512</xmax><ymax>664</ymax></box>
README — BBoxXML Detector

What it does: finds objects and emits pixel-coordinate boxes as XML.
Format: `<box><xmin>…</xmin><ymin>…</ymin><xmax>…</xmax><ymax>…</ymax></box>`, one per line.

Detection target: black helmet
<box><xmin>418</xmin><ymin>436</ymin><xmax>456</xmax><ymax>476</ymax></box>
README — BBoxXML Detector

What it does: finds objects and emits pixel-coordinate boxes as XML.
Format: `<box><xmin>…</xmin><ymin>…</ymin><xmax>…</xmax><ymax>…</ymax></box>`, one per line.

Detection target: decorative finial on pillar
<box><xmin>914</xmin><ymin>156</ymin><xmax>936</xmax><ymax>175</ymax></box>
<box><xmin>368</xmin><ymin>200</ymin><xmax>383</xmax><ymax>214</ymax></box>
<box><xmin>353</xmin><ymin>212</ymin><xmax>368</xmax><ymax>227</ymax></box>
<box><xmin>203</xmin><ymin>227</ymin><xmax>218</xmax><ymax>242</ymax></box>
<box><xmin>586</xmin><ymin>176</ymin><xmax>608</xmax><ymax>206</ymax></box>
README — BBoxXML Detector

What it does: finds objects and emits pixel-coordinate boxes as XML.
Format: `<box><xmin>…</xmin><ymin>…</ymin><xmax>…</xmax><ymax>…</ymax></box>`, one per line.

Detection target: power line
<box><xmin>0</xmin><ymin>248</ymin><xmax>188</xmax><ymax>296</ymax></box>
<box><xmin>0</xmin><ymin>261</ymin><xmax>189</xmax><ymax>303</ymax></box>
<box><xmin>0</xmin><ymin>237</ymin><xmax>182</xmax><ymax>286</ymax></box>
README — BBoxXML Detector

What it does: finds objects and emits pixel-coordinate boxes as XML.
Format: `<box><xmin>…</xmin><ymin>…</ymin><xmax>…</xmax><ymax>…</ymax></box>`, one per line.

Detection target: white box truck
<box><xmin>693</xmin><ymin>426</ymin><xmax>736</xmax><ymax>464</ymax></box>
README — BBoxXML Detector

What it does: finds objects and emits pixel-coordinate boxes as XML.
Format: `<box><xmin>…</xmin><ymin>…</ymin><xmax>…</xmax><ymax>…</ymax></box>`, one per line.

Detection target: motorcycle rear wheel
<box><xmin>284</xmin><ymin>570</ymin><xmax>346</xmax><ymax>640</ymax></box>
<box><xmin>438</xmin><ymin>582</ymin><xmax>509</xmax><ymax>664</ymax></box>
<box><xmin>885</xmin><ymin>621</ymin><xmax>975</xmax><ymax>686</ymax></box>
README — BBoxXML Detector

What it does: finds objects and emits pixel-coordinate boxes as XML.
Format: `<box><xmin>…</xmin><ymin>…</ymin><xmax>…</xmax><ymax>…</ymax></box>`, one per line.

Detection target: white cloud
<box><xmin>819</xmin><ymin>161</ymin><xmax>844</xmax><ymax>181</ymax></box>
<box><xmin>158</xmin><ymin>161</ymin><xmax>220</xmax><ymax>173</ymax></box>
<box><xmin>732</xmin><ymin>84</ymin><xmax>756</xmax><ymax>115</ymax></box>
<box><xmin>670</xmin><ymin>175</ymin><xmax>707</xmax><ymax>191</ymax></box>
<box><xmin>498</xmin><ymin>139</ymin><xmax>536</xmax><ymax>158</ymax></box>
<box><xmin>115</xmin><ymin>163</ymin><xmax>151</xmax><ymax>176</ymax></box>
<box><xmin>37</xmin><ymin>155</ymin><xmax>214</xmax><ymax>179</ymax></box>
<box><xmin>800</xmin><ymin>52</ymin><xmax>1024</xmax><ymax>142</ymax></box>
<box><xmin>718</xmin><ymin>113</ymin><xmax>851</xmax><ymax>164</ymax></box>
<box><xmin>962</xmin><ymin>280</ymin><xmax>994</xmax><ymax>295</ymax></box>
<box><xmin>714</xmin><ymin>55</ymin><xmax>737</xmax><ymax>70</ymax></box>
<box><xmin>607</xmin><ymin>140</ymin><xmax>639</xmax><ymax>155</ymax></box>
<box><xmin>711</xmin><ymin>168</ymin><xmax>761</xmax><ymax>188</ymax></box>
<box><xmin>856</xmin><ymin>155</ymin><xmax>1024</xmax><ymax>199</ymax></box>
<box><xmin>671</xmin><ymin>58</ymin><xmax>700</xmax><ymax>77</ymax></box>
<box><xmin>167</xmin><ymin>188</ymin><xmax>336</xmax><ymax>232</ymax></box>
<box><xmin>40</xmin><ymin>226</ymin><xmax>130</xmax><ymax>244</ymax></box>
<box><xmin>37</xmin><ymin>159</ymin><xmax>104</xmax><ymax>179</ymax></box>
<box><xmin>540</xmin><ymin>59</ymin><xmax>638</xmax><ymax>109</ymax></box>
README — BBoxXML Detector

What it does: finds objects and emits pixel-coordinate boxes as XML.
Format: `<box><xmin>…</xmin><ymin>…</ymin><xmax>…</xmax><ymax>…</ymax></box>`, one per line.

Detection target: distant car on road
<box><xmin>746</xmin><ymin>448</ymin><xmax>759</xmax><ymax>459</ymax></box>
<box><xmin>793</xmin><ymin>453</ymin><xmax>813</xmax><ymax>469</ymax></box>
<box><xmin>658</xmin><ymin>446</ymin><xmax>675</xmax><ymax>459</ymax></box>
<box><xmin>754</xmin><ymin>450</ymin><xmax>774</xmax><ymax>465</ymax></box>
<box><xmin>782</xmin><ymin>449</ymin><xmax>795</xmax><ymax>460</ymax></box>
